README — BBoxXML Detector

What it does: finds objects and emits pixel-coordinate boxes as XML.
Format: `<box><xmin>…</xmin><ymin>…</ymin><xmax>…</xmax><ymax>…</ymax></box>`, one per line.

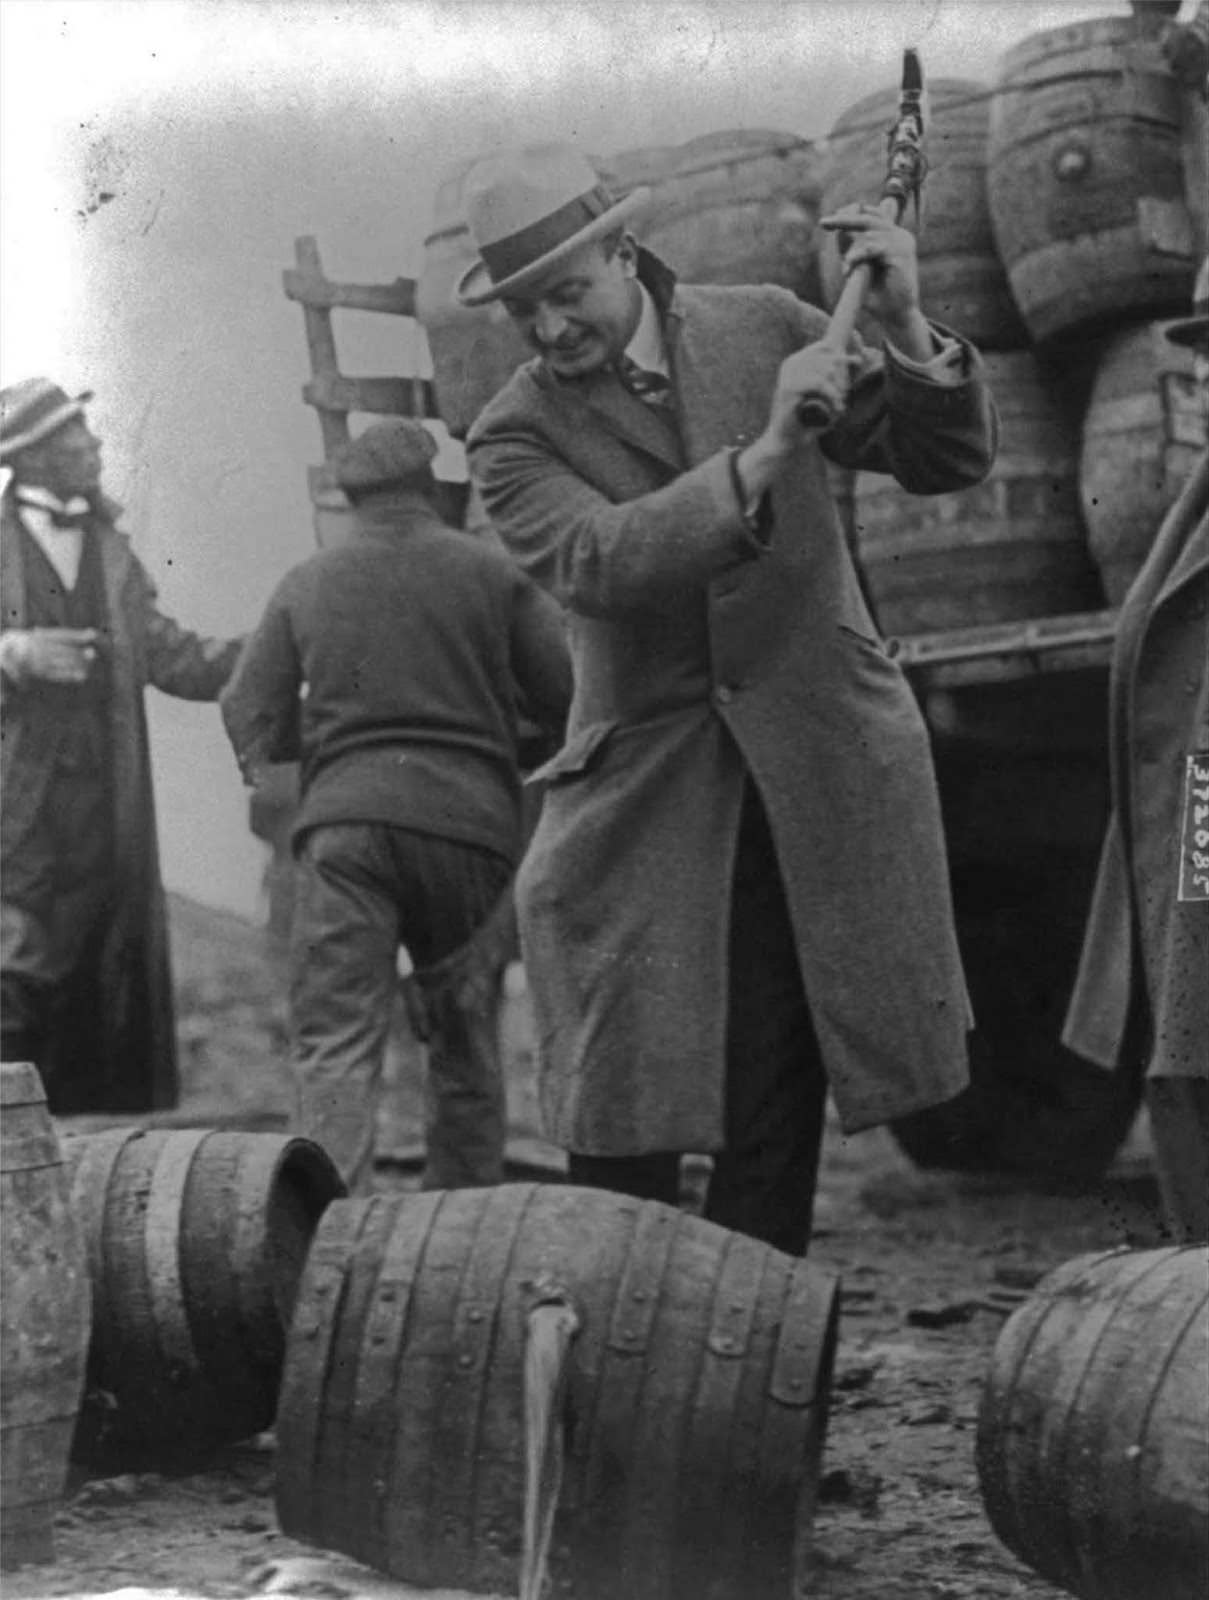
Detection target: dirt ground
<box><xmin>4</xmin><ymin>894</ymin><xmax>1168</xmax><ymax>1600</ymax></box>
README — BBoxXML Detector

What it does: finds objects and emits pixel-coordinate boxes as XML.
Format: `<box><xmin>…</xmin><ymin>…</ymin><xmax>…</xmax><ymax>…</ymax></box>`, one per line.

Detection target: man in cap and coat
<box><xmin>1064</xmin><ymin>259</ymin><xmax>1209</xmax><ymax>1241</ymax></box>
<box><xmin>462</xmin><ymin>142</ymin><xmax>998</xmax><ymax>1255</ymax></box>
<box><xmin>220</xmin><ymin>419</ymin><xmax>571</xmax><ymax>1193</ymax></box>
<box><xmin>0</xmin><ymin>378</ymin><xmax>241</xmax><ymax>1110</ymax></box>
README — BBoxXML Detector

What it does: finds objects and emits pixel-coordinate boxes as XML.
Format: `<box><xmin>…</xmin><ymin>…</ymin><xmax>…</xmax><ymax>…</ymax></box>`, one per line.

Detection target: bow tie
<box><xmin>16</xmin><ymin>489</ymin><xmax>91</xmax><ymax>529</ymax></box>
<box><xmin>617</xmin><ymin>357</ymin><xmax>673</xmax><ymax>408</ymax></box>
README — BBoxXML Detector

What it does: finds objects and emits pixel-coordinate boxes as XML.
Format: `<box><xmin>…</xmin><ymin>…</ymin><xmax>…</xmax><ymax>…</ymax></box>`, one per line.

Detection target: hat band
<box><xmin>479</xmin><ymin>185</ymin><xmax>615</xmax><ymax>286</ymax></box>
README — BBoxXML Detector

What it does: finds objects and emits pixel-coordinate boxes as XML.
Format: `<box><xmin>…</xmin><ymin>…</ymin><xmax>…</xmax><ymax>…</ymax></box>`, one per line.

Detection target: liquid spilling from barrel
<box><xmin>276</xmin><ymin>1184</ymin><xmax>840</xmax><ymax>1600</ymax></box>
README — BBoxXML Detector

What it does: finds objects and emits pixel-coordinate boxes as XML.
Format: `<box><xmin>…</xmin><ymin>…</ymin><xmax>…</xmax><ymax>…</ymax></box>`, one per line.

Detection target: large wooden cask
<box><xmin>0</xmin><ymin>1063</ymin><xmax>90</xmax><ymax>1570</ymax></box>
<box><xmin>987</xmin><ymin>16</ymin><xmax>1197</xmax><ymax>344</ymax></box>
<box><xmin>821</xmin><ymin>79</ymin><xmax>1025</xmax><ymax>348</ymax></box>
<box><xmin>276</xmin><ymin>1185</ymin><xmax>839</xmax><ymax>1600</ymax></box>
<box><xmin>65</xmin><ymin>1127</ymin><xmax>345</xmax><ymax>1471</ymax></box>
<box><xmin>1079</xmin><ymin>316</ymin><xmax>1206</xmax><ymax>603</ymax></box>
<box><xmin>640</xmin><ymin>128</ymin><xmax>823</xmax><ymax>304</ymax></box>
<box><xmin>853</xmin><ymin>348</ymin><xmax>1102</xmax><ymax>637</ymax></box>
<box><xmin>977</xmin><ymin>1246</ymin><xmax>1209</xmax><ymax>1600</ymax></box>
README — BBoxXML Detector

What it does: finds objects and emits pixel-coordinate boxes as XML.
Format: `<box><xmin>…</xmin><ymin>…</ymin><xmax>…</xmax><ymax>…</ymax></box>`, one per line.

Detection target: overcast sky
<box><xmin>1</xmin><ymin>0</ymin><xmax>1126</xmax><ymax>915</ymax></box>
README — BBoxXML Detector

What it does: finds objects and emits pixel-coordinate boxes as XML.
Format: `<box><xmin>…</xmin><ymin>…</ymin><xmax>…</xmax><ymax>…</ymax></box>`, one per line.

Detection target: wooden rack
<box><xmin>894</xmin><ymin>607</ymin><xmax>1118</xmax><ymax>689</ymax></box>
<box><xmin>283</xmin><ymin>235</ymin><xmax>440</xmax><ymax>504</ymax></box>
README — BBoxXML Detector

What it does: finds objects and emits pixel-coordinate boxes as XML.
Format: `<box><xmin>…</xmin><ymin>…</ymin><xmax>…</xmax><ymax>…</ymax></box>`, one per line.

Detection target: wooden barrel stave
<box><xmin>359</xmin><ymin>1189</ymin><xmax>447</xmax><ymax>1574</ymax></box>
<box><xmin>423</xmin><ymin>1184</ymin><xmax>534</xmax><ymax>1593</ymax></box>
<box><xmin>277</xmin><ymin>1187</ymin><xmax>839</xmax><ymax>1600</ymax></box>
<box><xmin>1080</xmin><ymin>317</ymin><xmax>1204</xmax><ymax>603</ymax></box>
<box><xmin>978</xmin><ymin>1246</ymin><xmax>1209</xmax><ymax>1600</ymax></box>
<box><xmin>821</xmin><ymin>79</ymin><xmax>1025</xmax><ymax>348</ymax></box>
<box><xmin>987</xmin><ymin>17</ymin><xmax>1195</xmax><ymax>342</ymax></box>
<box><xmin>312</xmin><ymin>1193</ymin><xmax>398</xmax><ymax>1558</ymax></box>
<box><xmin>274</xmin><ymin>1196</ymin><xmax>370</xmax><ymax>1546</ymax></box>
<box><xmin>67</xmin><ymin>1128</ymin><xmax>344</xmax><ymax>1471</ymax></box>
<box><xmin>642</xmin><ymin>130</ymin><xmax>822</xmax><ymax>303</ymax></box>
<box><xmin>669</xmin><ymin>1234</ymin><xmax>780</xmax><ymax>1600</ymax></box>
<box><xmin>0</xmin><ymin>1065</ymin><xmax>90</xmax><ymax>1570</ymax></box>
<box><xmin>854</xmin><ymin>348</ymin><xmax>1102</xmax><ymax>637</ymax></box>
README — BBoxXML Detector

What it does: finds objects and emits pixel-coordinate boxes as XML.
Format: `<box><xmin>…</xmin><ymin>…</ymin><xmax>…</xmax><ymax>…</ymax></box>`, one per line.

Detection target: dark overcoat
<box><xmin>468</xmin><ymin>258</ymin><xmax>998</xmax><ymax>1155</ymax></box>
<box><xmin>0</xmin><ymin>492</ymin><xmax>239</xmax><ymax>1109</ymax></box>
<box><xmin>1064</xmin><ymin>451</ymin><xmax>1209</xmax><ymax>1082</ymax></box>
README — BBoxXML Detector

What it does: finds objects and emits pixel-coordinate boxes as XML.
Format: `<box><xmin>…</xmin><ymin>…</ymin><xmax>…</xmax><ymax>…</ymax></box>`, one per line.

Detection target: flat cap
<box><xmin>331</xmin><ymin>419</ymin><xmax>438</xmax><ymax>494</ymax></box>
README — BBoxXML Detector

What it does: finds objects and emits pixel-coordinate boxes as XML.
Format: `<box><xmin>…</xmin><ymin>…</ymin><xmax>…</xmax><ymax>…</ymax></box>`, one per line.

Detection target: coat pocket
<box><xmin>525</xmin><ymin>719</ymin><xmax>618</xmax><ymax>787</ymax></box>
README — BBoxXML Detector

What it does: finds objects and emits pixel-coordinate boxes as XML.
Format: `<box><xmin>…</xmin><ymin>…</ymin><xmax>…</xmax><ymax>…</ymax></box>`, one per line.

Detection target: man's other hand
<box><xmin>3</xmin><ymin>627</ymin><xmax>100</xmax><ymax>684</ymax></box>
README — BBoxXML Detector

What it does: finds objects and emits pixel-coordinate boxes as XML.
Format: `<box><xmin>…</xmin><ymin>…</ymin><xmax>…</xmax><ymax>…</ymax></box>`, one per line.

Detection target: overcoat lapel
<box><xmin>1</xmin><ymin>497</ymin><xmax>28</xmax><ymax>628</ymax></box>
<box><xmin>1153</xmin><ymin>466</ymin><xmax>1209</xmax><ymax>612</ymax></box>
<box><xmin>537</xmin><ymin>363</ymin><xmax>684</xmax><ymax>473</ymax></box>
<box><xmin>670</xmin><ymin>301</ymin><xmax>756</xmax><ymax>463</ymax></box>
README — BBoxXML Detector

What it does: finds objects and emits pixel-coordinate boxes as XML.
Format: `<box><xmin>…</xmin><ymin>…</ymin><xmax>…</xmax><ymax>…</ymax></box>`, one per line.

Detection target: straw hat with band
<box><xmin>0</xmin><ymin>378</ymin><xmax>94</xmax><ymax>463</ymax></box>
<box><xmin>455</xmin><ymin>144</ymin><xmax>650</xmax><ymax>308</ymax></box>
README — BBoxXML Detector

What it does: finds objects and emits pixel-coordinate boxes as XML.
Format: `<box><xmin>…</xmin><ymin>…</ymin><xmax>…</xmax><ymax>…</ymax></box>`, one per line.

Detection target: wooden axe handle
<box><xmin>795</xmin><ymin>194</ymin><xmax>902</xmax><ymax>432</ymax></box>
<box><xmin>796</xmin><ymin>47</ymin><xmax>924</xmax><ymax>432</ymax></box>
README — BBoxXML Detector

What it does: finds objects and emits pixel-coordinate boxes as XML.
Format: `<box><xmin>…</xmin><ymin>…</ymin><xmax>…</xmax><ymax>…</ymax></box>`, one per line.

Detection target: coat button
<box><xmin>715</xmin><ymin>685</ymin><xmax>734</xmax><ymax>705</ymax></box>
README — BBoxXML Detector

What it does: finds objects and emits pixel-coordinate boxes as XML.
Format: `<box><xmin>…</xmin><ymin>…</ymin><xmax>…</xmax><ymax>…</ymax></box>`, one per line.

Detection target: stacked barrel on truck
<box><xmin>280</xmin><ymin>8</ymin><xmax>1208</xmax><ymax>1183</ymax></box>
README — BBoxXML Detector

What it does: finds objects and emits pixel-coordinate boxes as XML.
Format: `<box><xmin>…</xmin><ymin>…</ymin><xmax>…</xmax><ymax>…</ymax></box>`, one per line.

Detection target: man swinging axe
<box><xmin>462</xmin><ymin>51</ymin><xmax>999</xmax><ymax>1255</ymax></box>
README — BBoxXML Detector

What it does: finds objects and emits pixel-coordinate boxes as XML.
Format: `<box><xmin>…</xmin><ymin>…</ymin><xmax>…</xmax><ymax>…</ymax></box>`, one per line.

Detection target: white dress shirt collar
<box><xmin>623</xmin><ymin>280</ymin><xmax>669</xmax><ymax>379</ymax></box>
<box><xmin>14</xmin><ymin>489</ymin><xmax>87</xmax><ymax>592</ymax></box>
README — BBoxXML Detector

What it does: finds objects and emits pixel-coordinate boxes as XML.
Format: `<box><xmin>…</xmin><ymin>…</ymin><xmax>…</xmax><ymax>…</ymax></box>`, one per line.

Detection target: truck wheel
<box><xmin>891</xmin><ymin>1033</ymin><xmax>1144</xmax><ymax>1186</ymax></box>
<box><xmin>892</xmin><ymin>842</ymin><xmax>1144</xmax><ymax>1187</ymax></box>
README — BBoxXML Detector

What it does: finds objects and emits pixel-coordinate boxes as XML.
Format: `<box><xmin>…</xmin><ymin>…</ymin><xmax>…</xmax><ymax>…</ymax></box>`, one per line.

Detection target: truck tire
<box><xmin>892</xmin><ymin>839</ymin><xmax>1144</xmax><ymax>1186</ymax></box>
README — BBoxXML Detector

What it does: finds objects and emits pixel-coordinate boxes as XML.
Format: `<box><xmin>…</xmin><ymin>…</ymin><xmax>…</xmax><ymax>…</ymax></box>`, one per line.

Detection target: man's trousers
<box><xmin>569</xmin><ymin>782</ymin><xmax>829</xmax><ymax>1257</ymax></box>
<box><xmin>289</xmin><ymin>821</ymin><xmax>513</xmax><ymax>1194</ymax></box>
<box><xmin>1</xmin><ymin>763</ymin><xmax>115</xmax><ymax>1102</ymax></box>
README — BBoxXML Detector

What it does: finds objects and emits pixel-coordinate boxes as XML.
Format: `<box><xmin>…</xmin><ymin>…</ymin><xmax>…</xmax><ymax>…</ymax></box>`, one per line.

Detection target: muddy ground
<box><xmin>5</xmin><ymin>894</ymin><xmax>1167</xmax><ymax>1600</ymax></box>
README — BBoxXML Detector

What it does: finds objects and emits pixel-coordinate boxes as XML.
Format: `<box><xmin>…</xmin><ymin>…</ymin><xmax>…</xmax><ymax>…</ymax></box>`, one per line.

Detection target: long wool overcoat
<box><xmin>1</xmin><ymin>493</ymin><xmax>239</xmax><ymax>1110</ymax></box>
<box><xmin>1064</xmin><ymin>450</ymin><xmax>1209</xmax><ymax>1083</ymax></box>
<box><xmin>468</xmin><ymin>254</ymin><xmax>998</xmax><ymax>1156</ymax></box>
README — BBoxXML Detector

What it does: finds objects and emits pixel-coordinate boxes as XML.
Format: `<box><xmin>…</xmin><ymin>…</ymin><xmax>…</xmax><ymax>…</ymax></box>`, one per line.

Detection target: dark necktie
<box><xmin>617</xmin><ymin>356</ymin><xmax>673</xmax><ymax>408</ymax></box>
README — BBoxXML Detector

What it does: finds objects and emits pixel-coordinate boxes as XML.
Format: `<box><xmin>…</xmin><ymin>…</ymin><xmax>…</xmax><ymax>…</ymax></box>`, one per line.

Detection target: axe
<box><xmin>797</xmin><ymin>47</ymin><xmax>927</xmax><ymax>431</ymax></box>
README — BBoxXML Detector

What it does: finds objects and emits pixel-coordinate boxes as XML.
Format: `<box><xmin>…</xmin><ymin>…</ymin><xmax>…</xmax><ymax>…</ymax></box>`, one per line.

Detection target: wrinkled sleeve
<box><xmin>136</xmin><ymin>558</ymin><xmax>243</xmax><ymax>700</ymax></box>
<box><xmin>469</xmin><ymin>420</ymin><xmax>762</xmax><ymax>618</ymax></box>
<box><xmin>775</xmin><ymin>292</ymin><xmax>999</xmax><ymax>493</ymax></box>
<box><xmin>219</xmin><ymin>588</ymin><xmax>303</xmax><ymax>781</ymax></box>
<box><xmin>508</xmin><ymin>571</ymin><xmax>573</xmax><ymax>736</ymax></box>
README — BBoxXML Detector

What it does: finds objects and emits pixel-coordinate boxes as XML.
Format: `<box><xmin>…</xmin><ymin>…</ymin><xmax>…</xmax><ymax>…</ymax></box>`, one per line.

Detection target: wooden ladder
<box><xmin>283</xmin><ymin>234</ymin><xmax>441</xmax><ymax>516</ymax></box>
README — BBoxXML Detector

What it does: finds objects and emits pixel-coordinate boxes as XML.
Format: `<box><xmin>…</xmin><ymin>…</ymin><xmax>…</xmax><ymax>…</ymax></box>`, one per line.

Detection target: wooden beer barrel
<box><xmin>415</xmin><ymin>159</ymin><xmax>533</xmax><ymax>440</ymax></box>
<box><xmin>987</xmin><ymin>16</ymin><xmax>1196</xmax><ymax>344</ymax></box>
<box><xmin>277</xmin><ymin>1185</ymin><xmax>839</xmax><ymax>1600</ymax></box>
<box><xmin>821</xmin><ymin>79</ymin><xmax>1025</xmax><ymax>348</ymax></box>
<box><xmin>1080</xmin><ymin>316</ymin><xmax>1206</xmax><ymax>603</ymax></box>
<box><xmin>853</xmin><ymin>348</ymin><xmax>1103</xmax><ymax>637</ymax></box>
<box><xmin>640</xmin><ymin>129</ymin><xmax>823</xmax><ymax>303</ymax></box>
<box><xmin>65</xmin><ymin>1127</ymin><xmax>345</xmax><ymax>1471</ymax></box>
<box><xmin>977</xmin><ymin>1246</ymin><xmax>1209</xmax><ymax>1599</ymax></box>
<box><xmin>0</xmin><ymin>1064</ymin><xmax>90</xmax><ymax>1570</ymax></box>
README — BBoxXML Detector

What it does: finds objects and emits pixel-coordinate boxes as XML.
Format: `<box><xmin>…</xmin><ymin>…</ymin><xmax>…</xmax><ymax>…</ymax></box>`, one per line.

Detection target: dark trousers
<box><xmin>1148</xmin><ymin>1076</ymin><xmax>1209</xmax><ymax>1242</ymax></box>
<box><xmin>289</xmin><ymin>821</ymin><xmax>513</xmax><ymax>1193</ymax></box>
<box><xmin>1</xmin><ymin>764</ymin><xmax>115</xmax><ymax>1094</ymax></box>
<box><xmin>569</xmin><ymin>784</ymin><xmax>828</xmax><ymax>1257</ymax></box>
